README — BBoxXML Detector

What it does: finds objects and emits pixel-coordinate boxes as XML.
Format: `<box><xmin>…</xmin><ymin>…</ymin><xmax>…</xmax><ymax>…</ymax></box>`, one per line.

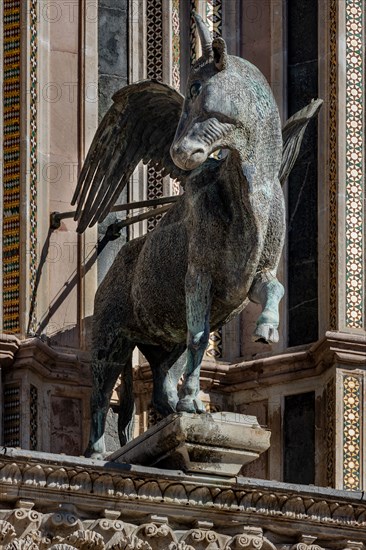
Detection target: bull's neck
<box><xmin>219</xmin><ymin>150</ymin><xmax>248</xmax><ymax>202</ymax></box>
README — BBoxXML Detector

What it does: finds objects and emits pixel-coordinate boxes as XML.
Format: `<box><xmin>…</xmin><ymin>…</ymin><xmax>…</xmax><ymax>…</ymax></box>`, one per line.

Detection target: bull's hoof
<box><xmin>252</xmin><ymin>323</ymin><xmax>279</xmax><ymax>344</ymax></box>
<box><xmin>176</xmin><ymin>396</ymin><xmax>205</xmax><ymax>413</ymax></box>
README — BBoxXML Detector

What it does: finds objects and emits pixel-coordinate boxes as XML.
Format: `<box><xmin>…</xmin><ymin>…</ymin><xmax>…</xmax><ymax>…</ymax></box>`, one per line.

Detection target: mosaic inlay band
<box><xmin>172</xmin><ymin>0</ymin><xmax>180</xmax><ymax>91</ymax></box>
<box><xmin>326</xmin><ymin>378</ymin><xmax>335</xmax><ymax>487</ymax></box>
<box><xmin>3</xmin><ymin>0</ymin><xmax>21</xmax><ymax>333</ymax></box>
<box><xmin>328</xmin><ymin>0</ymin><xmax>337</xmax><ymax>331</ymax></box>
<box><xmin>146</xmin><ymin>0</ymin><xmax>164</xmax><ymax>231</ymax></box>
<box><xmin>345</xmin><ymin>0</ymin><xmax>364</xmax><ymax>329</ymax></box>
<box><xmin>29</xmin><ymin>0</ymin><xmax>38</xmax><ymax>334</ymax></box>
<box><xmin>205</xmin><ymin>0</ymin><xmax>223</xmax><ymax>359</ymax></box>
<box><xmin>343</xmin><ymin>375</ymin><xmax>362</xmax><ymax>491</ymax></box>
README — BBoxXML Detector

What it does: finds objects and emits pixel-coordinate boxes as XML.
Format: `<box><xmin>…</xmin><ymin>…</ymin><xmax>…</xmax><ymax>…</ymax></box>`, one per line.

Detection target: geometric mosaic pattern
<box><xmin>345</xmin><ymin>0</ymin><xmax>364</xmax><ymax>329</ymax></box>
<box><xmin>326</xmin><ymin>378</ymin><xmax>336</xmax><ymax>487</ymax></box>
<box><xmin>172</xmin><ymin>0</ymin><xmax>180</xmax><ymax>91</ymax></box>
<box><xmin>146</xmin><ymin>0</ymin><xmax>164</xmax><ymax>231</ymax></box>
<box><xmin>328</xmin><ymin>0</ymin><xmax>338</xmax><ymax>331</ymax></box>
<box><xmin>343</xmin><ymin>375</ymin><xmax>362</xmax><ymax>491</ymax></box>
<box><xmin>206</xmin><ymin>0</ymin><xmax>222</xmax><ymax>38</ymax></box>
<box><xmin>3</xmin><ymin>385</ymin><xmax>21</xmax><ymax>447</ymax></box>
<box><xmin>2</xmin><ymin>0</ymin><xmax>21</xmax><ymax>333</ymax></box>
<box><xmin>29</xmin><ymin>0</ymin><xmax>38</xmax><ymax>334</ymax></box>
<box><xmin>204</xmin><ymin>0</ymin><xmax>223</xmax><ymax>360</ymax></box>
<box><xmin>30</xmin><ymin>384</ymin><xmax>38</xmax><ymax>451</ymax></box>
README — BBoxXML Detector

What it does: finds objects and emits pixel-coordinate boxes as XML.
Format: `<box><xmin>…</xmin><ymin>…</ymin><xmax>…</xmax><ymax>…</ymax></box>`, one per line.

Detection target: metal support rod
<box><xmin>50</xmin><ymin>195</ymin><xmax>179</xmax><ymax>230</ymax></box>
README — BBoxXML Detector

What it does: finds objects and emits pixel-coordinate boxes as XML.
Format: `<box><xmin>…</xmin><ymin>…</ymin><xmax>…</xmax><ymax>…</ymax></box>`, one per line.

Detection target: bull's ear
<box><xmin>212</xmin><ymin>38</ymin><xmax>228</xmax><ymax>71</ymax></box>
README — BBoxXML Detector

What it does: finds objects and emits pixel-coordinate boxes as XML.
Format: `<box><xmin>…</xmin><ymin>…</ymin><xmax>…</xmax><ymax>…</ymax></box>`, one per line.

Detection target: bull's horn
<box><xmin>194</xmin><ymin>13</ymin><xmax>213</xmax><ymax>59</ymax></box>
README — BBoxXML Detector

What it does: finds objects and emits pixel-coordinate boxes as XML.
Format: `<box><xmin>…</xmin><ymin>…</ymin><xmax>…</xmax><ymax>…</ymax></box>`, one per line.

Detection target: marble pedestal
<box><xmin>108</xmin><ymin>412</ymin><xmax>270</xmax><ymax>476</ymax></box>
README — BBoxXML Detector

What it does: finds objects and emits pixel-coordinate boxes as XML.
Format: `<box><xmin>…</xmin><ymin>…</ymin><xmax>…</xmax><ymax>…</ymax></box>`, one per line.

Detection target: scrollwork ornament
<box><xmin>205</xmin><ymin>532</ymin><xmax>218</xmax><ymax>543</ymax></box>
<box><xmin>190</xmin><ymin>530</ymin><xmax>206</xmax><ymax>543</ymax></box>
<box><xmin>144</xmin><ymin>525</ymin><xmax>159</xmax><ymax>538</ymax></box>
<box><xmin>228</xmin><ymin>535</ymin><xmax>263</xmax><ymax>550</ymax></box>
<box><xmin>143</xmin><ymin>524</ymin><xmax>170</xmax><ymax>539</ymax></box>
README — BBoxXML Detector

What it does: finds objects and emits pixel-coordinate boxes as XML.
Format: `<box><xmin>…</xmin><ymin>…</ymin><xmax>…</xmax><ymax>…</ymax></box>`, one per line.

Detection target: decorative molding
<box><xmin>343</xmin><ymin>374</ymin><xmax>362</xmax><ymax>491</ymax></box>
<box><xmin>2</xmin><ymin>0</ymin><xmax>21</xmax><ymax>333</ymax></box>
<box><xmin>1</xmin><ymin>451</ymin><xmax>366</xmax><ymax>545</ymax></box>
<box><xmin>345</xmin><ymin>0</ymin><xmax>364</xmax><ymax>329</ymax></box>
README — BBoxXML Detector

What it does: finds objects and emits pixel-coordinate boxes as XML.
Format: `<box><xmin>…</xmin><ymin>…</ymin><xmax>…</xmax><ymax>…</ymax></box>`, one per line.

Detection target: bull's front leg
<box><xmin>177</xmin><ymin>266</ymin><xmax>211</xmax><ymax>413</ymax></box>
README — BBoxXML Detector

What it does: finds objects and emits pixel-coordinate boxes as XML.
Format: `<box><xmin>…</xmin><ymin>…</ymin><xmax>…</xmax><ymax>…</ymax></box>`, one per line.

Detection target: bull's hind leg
<box><xmin>85</xmin><ymin>335</ymin><xmax>134</xmax><ymax>457</ymax></box>
<box><xmin>249</xmin><ymin>178</ymin><xmax>285</xmax><ymax>344</ymax></box>
<box><xmin>138</xmin><ymin>343</ymin><xmax>186</xmax><ymax>417</ymax></box>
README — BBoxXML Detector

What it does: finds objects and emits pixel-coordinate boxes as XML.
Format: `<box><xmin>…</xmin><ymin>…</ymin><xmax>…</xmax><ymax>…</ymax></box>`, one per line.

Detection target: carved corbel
<box><xmin>226</xmin><ymin>528</ymin><xmax>263</xmax><ymax>550</ymax></box>
<box><xmin>6</xmin><ymin>508</ymin><xmax>41</xmax><ymax>540</ymax></box>
<box><xmin>133</xmin><ymin>523</ymin><xmax>176</xmax><ymax>550</ymax></box>
<box><xmin>180</xmin><ymin>528</ymin><xmax>227</xmax><ymax>550</ymax></box>
<box><xmin>44</xmin><ymin>510</ymin><xmax>82</xmax><ymax>540</ymax></box>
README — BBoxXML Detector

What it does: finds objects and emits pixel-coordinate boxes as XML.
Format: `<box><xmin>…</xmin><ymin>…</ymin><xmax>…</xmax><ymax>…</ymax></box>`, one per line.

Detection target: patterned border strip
<box><xmin>326</xmin><ymin>378</ymin><xmax>336</xmax><ymax>487</ymax></box>
<box><xmin>345</xmin><ymin>0</ymin><xmax>364</xmax><ymax>329</ymax></box>
<box><xmin>343</xmin><ymin>375</ymin><xmax>362</xmax><ymax>491</ymax></box>
<box><xmin>146</xmin><ymin>0</ymin><xmax>164</xmax><ymax>231</ymax></box>
<box><xmin>29</xmin><ymin>0</ymin><xmax>38</xmax><ymax>334</ymax></box>
<box><xmin>205</xmin><ymin>0</ymin><xmax>223</xmax><ymax>359</ymax></box>
<box><xmin>328</xmin><ymin>0</ymin><xmax>337</xmax><ymax>330</ymax></box>
<box><xmin>206</xmin><ymin>0</ymin><xmax>222</xmax><ymax>38</ymax></box>
<box><xmin>172</xmin><ymin>0</ymin><xmax>180</xmax><ymax>91</ymax></box>
<box><xmin>190</xmin><ymin>0</ymin><xmax>197</xmax><ymax>64</ymax></box>
<box><xmin>3</xmin><ymin>0</ymin><xmax>21</xmax><ymax>333</ymax></box>
<box><xmin>3</xmin><ymin>385</ymin><xmax>21</xmax><ymax>447</ymax></box>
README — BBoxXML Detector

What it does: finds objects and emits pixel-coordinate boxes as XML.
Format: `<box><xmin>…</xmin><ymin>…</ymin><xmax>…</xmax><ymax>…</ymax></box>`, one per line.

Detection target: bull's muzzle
<box><xmin>170</xmin><ymin>141</ymin><xmax>207</xmax><ymax>171</ymax></box>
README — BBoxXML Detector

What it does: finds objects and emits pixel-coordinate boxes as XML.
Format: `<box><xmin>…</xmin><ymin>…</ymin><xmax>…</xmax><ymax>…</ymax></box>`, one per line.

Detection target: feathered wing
<box><xmin>279</xmin><ymin>98</ymin><xmax>323</xmax><ymax>185</ymax></box>
<box><xmin>72</xmin><ymin>80</ymin><xmax>188</xmax><ymax>233</ymax></box>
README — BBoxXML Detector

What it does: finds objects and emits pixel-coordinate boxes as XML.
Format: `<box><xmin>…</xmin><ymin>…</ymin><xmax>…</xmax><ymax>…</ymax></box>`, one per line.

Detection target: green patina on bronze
<box><xmin>73</xmin><ymin>15</ymin><xmax>322</xmax><ymax>457</ymax></box>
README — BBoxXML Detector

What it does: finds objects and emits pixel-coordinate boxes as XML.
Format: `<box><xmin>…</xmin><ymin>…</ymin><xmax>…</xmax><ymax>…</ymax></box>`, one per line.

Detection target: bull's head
<box><xmin>170</xmin><ymin>15</ymin><xmax>281</xmax><ymax>178</ymax></box>
<box><xmin>170</xmin><ymin>15</ymin><xmax>239</xmax><ymax>171</ymax></box>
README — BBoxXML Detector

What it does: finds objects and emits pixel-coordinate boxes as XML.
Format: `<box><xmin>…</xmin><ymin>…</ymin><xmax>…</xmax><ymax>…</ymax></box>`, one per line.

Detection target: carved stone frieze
<box><xmin>0</xmin><ymin>452</ymin><xmax>366</xmax><ymax>550</ymax></box>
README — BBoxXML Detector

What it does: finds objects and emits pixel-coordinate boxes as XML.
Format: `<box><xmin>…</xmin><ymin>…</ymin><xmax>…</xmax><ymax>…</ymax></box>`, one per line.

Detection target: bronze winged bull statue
<box><xmin>72</xmin><ymin>15</ymin><xmax>322</xmax><ymax>457</ymax></box>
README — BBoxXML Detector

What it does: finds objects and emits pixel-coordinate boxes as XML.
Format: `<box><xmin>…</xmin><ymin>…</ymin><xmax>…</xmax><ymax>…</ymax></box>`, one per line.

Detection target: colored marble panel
<box><xmin>3</xmin><ymin>0</ymin><xmax>21</xmax><ymax>333</ymax></box>
<box><xmin>345</xmin><ymin>0</ymin><xmax>364</xmax><ymax>329</ymax></box>
<box><xmin>343</xmin><ymin>375</ymin><xmax>362</xmax><ymax>490</ymax></box>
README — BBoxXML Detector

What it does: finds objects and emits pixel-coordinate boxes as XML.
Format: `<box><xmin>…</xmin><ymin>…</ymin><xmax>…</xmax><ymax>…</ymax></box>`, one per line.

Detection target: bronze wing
<box><xmin>279</xmin><ymin>98</ymin><xmax>323</xmax><ymax>185</ymax></box>
<box><xmin>72</xmin><ymin>80</ymin><xmax>187</xmax><ymax>233</ymax></box>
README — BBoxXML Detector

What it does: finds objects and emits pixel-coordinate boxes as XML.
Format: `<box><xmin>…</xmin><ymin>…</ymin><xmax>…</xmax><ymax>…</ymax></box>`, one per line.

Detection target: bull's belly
<box><xmin>130</xmin><ymin>252</ymin><xmax>256</xmax><ymax>345</ymax></box>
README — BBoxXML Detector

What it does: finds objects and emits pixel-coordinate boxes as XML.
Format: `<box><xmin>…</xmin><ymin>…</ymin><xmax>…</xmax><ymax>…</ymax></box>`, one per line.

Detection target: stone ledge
<box><xmin>1</xmin><ymin>448</ymin><xmax>366</xmax><ymax>538</ymax></box>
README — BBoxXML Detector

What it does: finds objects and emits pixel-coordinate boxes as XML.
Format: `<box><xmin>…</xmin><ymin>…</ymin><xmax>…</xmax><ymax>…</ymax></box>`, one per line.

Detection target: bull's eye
<box><xmin>189</xmin><ymin>81</ymin><xmax>202</xmax><ymax>100</ymax></box>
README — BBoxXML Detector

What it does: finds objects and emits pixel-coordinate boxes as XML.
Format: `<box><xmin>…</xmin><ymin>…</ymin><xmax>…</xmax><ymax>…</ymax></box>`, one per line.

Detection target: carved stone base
<box><xmin>108</xmin><ymin>412</ymin><xmax>270</xmax><ymax>476</ymax></box>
